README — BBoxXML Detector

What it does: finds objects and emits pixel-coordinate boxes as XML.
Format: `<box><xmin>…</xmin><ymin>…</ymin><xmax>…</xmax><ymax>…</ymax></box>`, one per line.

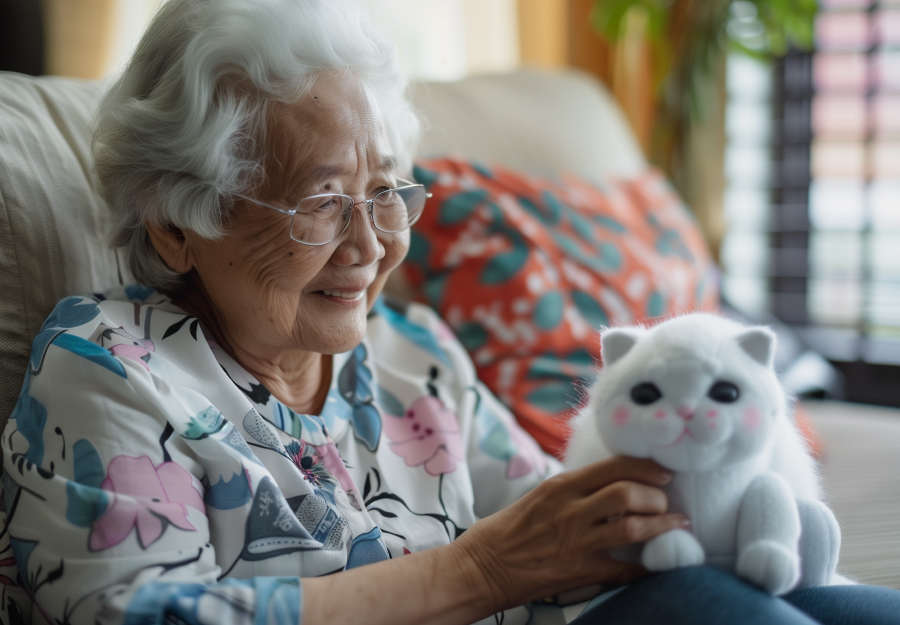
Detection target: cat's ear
<box><xmin>601</xmin><ymin>329</ymin><xmax>640</xmax><ymax>366</ymax></box>
<box><xmin>737</xmin><ymin>327</ymin><xmax>777</xmax><ymax>368</ymax></box>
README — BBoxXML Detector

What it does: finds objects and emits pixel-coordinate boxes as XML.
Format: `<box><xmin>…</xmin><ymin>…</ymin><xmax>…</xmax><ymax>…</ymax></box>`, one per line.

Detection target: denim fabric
<box><xmin>572</xmin><ymin>566</ymin><xmax>900</xmax><ymax>625</ymax></box>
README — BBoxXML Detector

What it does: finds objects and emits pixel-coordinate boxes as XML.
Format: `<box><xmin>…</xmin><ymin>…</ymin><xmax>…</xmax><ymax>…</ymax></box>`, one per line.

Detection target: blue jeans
<box><xmin>571</xmin><ymin>566</ymin><xmax>900</xmax><ymax>624</ymax></box>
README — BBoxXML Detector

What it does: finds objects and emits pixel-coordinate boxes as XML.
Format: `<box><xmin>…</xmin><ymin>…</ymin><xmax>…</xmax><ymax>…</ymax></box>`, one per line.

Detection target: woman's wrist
<box><xmin>300</xmin><ymin>540</ymin><xmax>505</xmax><ymax>625</ymax></box>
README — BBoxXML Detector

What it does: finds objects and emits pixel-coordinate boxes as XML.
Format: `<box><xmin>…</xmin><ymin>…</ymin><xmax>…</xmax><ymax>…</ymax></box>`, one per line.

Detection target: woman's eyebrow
<box><xmin>377</xmin><ymin>155</ymin><xmax>397</xmax><ymax>173</ymax></box>
<box><xmin>302</xmin><ymin>164</ymin><xmax>345</xmax><ymax>187</ymax></box>
<box><xmin>301</xmin><ymin>156</ymin><xmax>396</xmax><ymax>188</ymax></box>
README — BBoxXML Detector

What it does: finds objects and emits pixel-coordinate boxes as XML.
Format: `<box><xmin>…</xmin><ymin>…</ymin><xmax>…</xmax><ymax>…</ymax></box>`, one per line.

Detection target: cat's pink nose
<box><xmin>676</xmin><ymin>406</ymin><xmax>694</xmax><ymax>420</ymax></box>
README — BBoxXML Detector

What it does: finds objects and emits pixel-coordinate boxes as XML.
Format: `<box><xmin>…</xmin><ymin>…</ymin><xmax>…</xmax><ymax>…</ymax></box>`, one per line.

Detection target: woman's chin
<box><xmin>302</xmin><ymin>310</ymin><xmax>368</xmax><ymax>355</ymax></box>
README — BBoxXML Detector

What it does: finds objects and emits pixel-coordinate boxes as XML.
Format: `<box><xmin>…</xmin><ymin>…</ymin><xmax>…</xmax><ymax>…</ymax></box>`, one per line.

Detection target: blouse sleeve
<box><xmin>1</xmin><ymin>325</ymin><xmax>301</xmax><ymax>625</ymax></box>
<box><xmin>399</xmin><ymin>302</ymin><xmax>563</xmax><ymax>519</ymax></box>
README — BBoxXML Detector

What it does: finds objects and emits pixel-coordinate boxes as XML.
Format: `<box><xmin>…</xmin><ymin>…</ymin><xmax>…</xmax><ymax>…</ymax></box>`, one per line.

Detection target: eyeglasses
<box><xmin>235</xmin><ymin>179</ymin><xmax>431</xmax><ymax>246</ymax></box>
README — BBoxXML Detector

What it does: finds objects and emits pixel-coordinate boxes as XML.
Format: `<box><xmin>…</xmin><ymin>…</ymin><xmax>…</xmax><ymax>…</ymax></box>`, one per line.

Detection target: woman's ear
<box><xmin>145</xmin><ymin>221</ymin><xmax>195</xmax><ymax>274</ymax></box>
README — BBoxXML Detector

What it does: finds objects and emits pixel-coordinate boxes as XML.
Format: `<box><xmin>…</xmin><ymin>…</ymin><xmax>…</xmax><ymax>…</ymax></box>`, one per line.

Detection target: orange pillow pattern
<box><xmin>404</xmin><ymin>157</ymin><xmax>720</xmax><ymax>458</ymax></box>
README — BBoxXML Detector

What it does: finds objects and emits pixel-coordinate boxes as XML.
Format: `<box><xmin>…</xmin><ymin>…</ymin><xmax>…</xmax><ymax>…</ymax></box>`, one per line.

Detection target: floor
<box><xmin>803</xmin><ymin>400</ymin><xmax>900</xmax><ymax>589</ymax></box>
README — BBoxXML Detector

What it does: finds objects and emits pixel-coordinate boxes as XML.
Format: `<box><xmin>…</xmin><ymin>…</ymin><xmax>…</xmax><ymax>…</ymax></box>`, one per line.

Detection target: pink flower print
<box><xmin>311</xmin><ymin>441</ymin><xmax>363</xmax><ymax>509</ymax></box>
<box><xmin>110</xmin><ymin>344</ymin><xmax>151</xmax><ymax>372</ymax></box>
<box><xmin>89</xmin><ymin>455</ymin><xmax>204</xmax><ymax>551</ymax></box>
<box><xmin>103</xmin><ymin>325</ymin><xmax>155</xmax><ymax>372</ymax></box>
<box><xmin>384</xmin><ymin>395</ymin><xmax>464</xmax><ymax>477</ymax></box>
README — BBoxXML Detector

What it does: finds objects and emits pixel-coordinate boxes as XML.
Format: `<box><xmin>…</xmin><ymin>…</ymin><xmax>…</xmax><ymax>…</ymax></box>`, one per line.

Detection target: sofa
<box><xmin>0</xmin><ymin>68</ymin><xmax>898</xmax><ymax>592</ymax></box>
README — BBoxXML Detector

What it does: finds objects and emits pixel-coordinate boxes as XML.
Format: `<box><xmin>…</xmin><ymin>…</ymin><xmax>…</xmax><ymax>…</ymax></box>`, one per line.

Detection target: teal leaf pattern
<box><xmin>205</xmin><ymin>471</ymin><xmax>252</xmax><ymax>510</ymax></box>
<box><xmin>480</xmin><ymin>232</ymin><xmax>529</xmax><ymax>285</ymax></box>
<box><xmin>647</xmin><ymin>291</ymin><xmax>665</xmax><ymax>318</ymax></box>
<box><xmin>552</xmin><ymin>233</ymin><xmax>622</xmax><ymax>274</ymax></box>
<box><xmin>593</xmin><ymin>215</ymin><xmax>627</xmax><ymax>233</ymax></box>
<box><xmin>423</xmin><ymin>273</ymin><xmax>448</xmax><ymax>311</ymax></box>
<box><xmin>455</xmin><ymin>322</ymin><xmax>488</xmax><ymax>350</ymax></box>
<box><xmin>656</xmin><ymin>229</ymin><xmax>693</xmax><ymax>261</ymax></box>
<box><xmin>124</xmin><ymin>284</ymin><xmax>155</xmax><ymax>301</ymax></box>
<box><xmin>438</xmin><ymin>190</ymin><xmax>489</xmax><ymax>226</ymax></box>
<box><xmin>66</xmin><ymin>439</ymin><xmax>109</xmax><ymax>527</ymax></box>
<box><xmin>30</xmin><ymin>296</ymin><xmax>101</xmax><ymax>373</ymax></box>
<box><xmin>519</xmin><ymin>195</ymin><xmax>559</xmax><ymax>225</ymax></box>
<box><xmin>412</xmin><ymin>164</ymin><xmax>440</xmax><ymax>191</ymax></box>
<box><xmin>338</xmin><ymin>343</ymin><xmax>382</xmax><ymax>452</ymax></box>
<box><xmin>526</xmin><ymin>350</ymin><xmax>596</xmax><ymax>382</ymax></box>
<box><xmin>9</xmin><ymin>539</ymin><xmax>38</xmax><ymax>591</ymax></box>
<box><xmin>525</xmin><ymin>381</ymin><xmax>575</xmax><ymax>414</ymax></box>
<box><xmin>73</xmin><ymin>439</ymin><xmax>104</xmax><ymax>487</ymax></box>
<box><xmin>567</xmin><ymin>209</ymin><xmax>596</xmax><ymax>242</ymax></box>
<box><xmin>533</xmin><ymin>291</ymin><xmax>564</xmax><ymax>330</ymax></box>
<box><xmin>182</xmin><ymin>406</ymin><xmax>225</xmax><ymax>440</ymax></box>
<box><xmin>405</xmin><ymin>230</ymin><xmax>431</xmax><ymax>270</ymax></box>
<box><xmin>345</xmin><ymin>527</ymin><xmax>389</xmax><ymax>569</ymax></box>
<box><xmin>10</xmin><ymin>374</ymin><xmax>48</xmax><ymax>465</ymax></box>
<box><xmin>571</xmin><ymin>291</ymin><xmax>609</xmax><ymax>328</ymax></box>
<box><xmin>54</xmin><ymin>334</ymin><xmax>126</xmax><ymax>378</ymax></box>
<box><xmin>472</xmin><ymin>162</ymin><xmax>493</xmax><ymax>178</ymax></box>
<box><xmin>475</xmin><ymin>402</ymin><xmax>515</xmax><ymax>461</ymax></box>
<box><xmin>372</xmin><ymin>298</ymin><xmax>450</xmax><ymax>366</ymax></box>
<box><xmin>376</xmin><ymin>384</ymin><xmax>405</xmax><ymax>418</ymax></box>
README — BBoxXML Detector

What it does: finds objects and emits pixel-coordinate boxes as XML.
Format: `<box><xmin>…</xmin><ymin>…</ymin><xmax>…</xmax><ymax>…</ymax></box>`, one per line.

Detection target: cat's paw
<box><xmin>641</xmin><ymin>529</ymin><xmax>705</xmax><ymax>571</ymax></box>
<box><xmin>736</xmin><ymin>540</ymin><xmax>801</xmax><ymax>595</ymax></box>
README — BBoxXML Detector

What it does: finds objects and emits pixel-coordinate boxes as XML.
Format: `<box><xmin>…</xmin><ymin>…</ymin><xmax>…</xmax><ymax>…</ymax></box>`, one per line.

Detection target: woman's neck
<box><xmin>172</xmin><ymin>284</ymin><xmax>333</xmax><ymax>416</ymax></box>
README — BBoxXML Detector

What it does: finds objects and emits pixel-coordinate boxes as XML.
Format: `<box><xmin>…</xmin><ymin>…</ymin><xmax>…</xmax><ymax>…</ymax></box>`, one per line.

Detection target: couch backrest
<box><xmin>0</xmin><ymin>68</ymin><xmax>645</xmax><ymax>432</ymax></box>
<box><xmin>414</xmin><ymin>68</ymin><xmax>645</xmax><ymax>181</ymax></box>
<box><xmin>0</xmin><ymin>73</ymin><xmax>132</xmax><ymax>429</ymax></box>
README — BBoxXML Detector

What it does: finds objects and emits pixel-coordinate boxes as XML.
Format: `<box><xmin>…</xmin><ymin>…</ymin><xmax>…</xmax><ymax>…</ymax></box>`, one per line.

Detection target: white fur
<box><xmin>565</xmin><ymin>314</ymin><xmax>838</xmax><ymax>594</ymax></box>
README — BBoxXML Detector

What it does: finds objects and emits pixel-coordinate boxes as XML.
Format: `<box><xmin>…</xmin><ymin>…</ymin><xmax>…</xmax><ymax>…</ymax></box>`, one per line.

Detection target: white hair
<box><xmin>94</xmin><ymin>0</ymin><xmax>420</xmax><ymax>293</ymax></box>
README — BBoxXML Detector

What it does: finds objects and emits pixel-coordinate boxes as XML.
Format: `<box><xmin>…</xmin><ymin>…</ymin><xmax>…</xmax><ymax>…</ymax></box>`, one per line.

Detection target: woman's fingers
<box><xmin>582</xmin><ymin>480</ymin><xmax>669</xmax><ymax>521</ymax></box>
<box><xmin>592</xmin><ymin>512</ymin><xmax>690</xmax><ymax>549</ymax></box>
<box><xmin>566</xmin><ymin>455</ymin><xmax>673</xmax><ymax>495</ymax></box>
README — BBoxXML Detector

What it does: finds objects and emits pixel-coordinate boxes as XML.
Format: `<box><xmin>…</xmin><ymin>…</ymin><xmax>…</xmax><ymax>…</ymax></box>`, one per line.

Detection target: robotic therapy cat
<box><xmin>565</xmin><ymin>314</ymin><xmax>840</xmax><ymax>595</ymax></box>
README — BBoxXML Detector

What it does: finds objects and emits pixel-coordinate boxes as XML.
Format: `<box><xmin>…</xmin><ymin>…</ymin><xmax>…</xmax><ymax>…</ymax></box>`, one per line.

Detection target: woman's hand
<box><xmin>302</xmin><ymin>457</ymin><xmax>685</xmax><ymax>625</ymax></box>
<box><xmin>450</xmin><ymin>455</ymin><xmax>688</xmax><ymax>612</ymax></box>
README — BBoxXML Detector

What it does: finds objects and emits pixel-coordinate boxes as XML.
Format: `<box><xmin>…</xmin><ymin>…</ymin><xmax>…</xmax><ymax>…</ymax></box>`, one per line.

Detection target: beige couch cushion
<box><xmin>0</xmin><ymin>73</ymin><xmax>131</xmax><ymax>428</ymax></box>
<box><xmin>413</xmin><ymin>68</ymin><xmax>646</xmax><ymax>181</ymax></box>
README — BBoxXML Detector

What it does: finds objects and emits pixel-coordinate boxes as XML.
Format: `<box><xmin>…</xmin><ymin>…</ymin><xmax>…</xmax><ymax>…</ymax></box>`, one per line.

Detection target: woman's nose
<box><xmin>334</xmin><ymin>200</ymin><xmax>383</xmax><ymax>266</ymax></box>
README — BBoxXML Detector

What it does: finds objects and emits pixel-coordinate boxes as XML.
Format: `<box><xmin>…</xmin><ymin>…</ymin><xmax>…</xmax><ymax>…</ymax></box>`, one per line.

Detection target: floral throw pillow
<box><xmin>403</xmin><ymin>157</ymin><xmax>719</xmax><ymax>458</ymax></box>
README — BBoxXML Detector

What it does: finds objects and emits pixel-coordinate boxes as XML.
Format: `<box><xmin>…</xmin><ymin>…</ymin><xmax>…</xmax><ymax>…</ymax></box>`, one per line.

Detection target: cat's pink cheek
<box><xmin>707</xmin><ymin>410</ymin><xmax>718</xmax><ymax>429</ymax></box>
<box><xmin>743</xmin><ymin>406</ymin><xmax>762</xmax><ymax>430</ymax></box>
<box><xmin>612</xmin><ymin>406</ymin><xmax>631</xmax><ymax>426</ymax></box>
<box><xmin>654</xmin><ymin>410</ymin><xmax>666</xmax><ymax>420</ymax></box>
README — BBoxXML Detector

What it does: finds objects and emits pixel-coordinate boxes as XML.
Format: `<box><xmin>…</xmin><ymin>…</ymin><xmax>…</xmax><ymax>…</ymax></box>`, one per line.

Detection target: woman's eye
<box><xmin>708</xmin><ymin>381</ymin><xmax>740</xmax><ymax>403</ymax></box>
<box><xmin>631</xmin><ymin>382</ymin><xmax>662</xmax><ymax>405</ymax></box>
<box><xmin>317</xmin><ymin>197</ymin><xmax>338</xmax><ymax>210</ymax></box>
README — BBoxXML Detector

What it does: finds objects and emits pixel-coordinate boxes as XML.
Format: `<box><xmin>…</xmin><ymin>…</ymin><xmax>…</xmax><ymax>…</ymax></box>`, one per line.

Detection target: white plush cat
<box><xmin>565</xmin><ymin>314</ymin><xmax>840</xmax><ymax>595</ymax></box>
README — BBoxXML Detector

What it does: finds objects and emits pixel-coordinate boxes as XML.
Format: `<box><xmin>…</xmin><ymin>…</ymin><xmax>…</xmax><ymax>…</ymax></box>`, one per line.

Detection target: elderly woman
<box><xmin>3</xmin><ymin>1</ymin><xmax>900</xmax><ymax>624</ymax></box>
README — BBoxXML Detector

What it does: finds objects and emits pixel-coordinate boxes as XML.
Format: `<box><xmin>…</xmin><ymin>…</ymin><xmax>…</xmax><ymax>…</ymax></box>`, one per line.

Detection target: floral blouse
<box><xmin>0</xmin><ymin>287</ymin><xmax>561</xmax><ymax>625</ymax></box>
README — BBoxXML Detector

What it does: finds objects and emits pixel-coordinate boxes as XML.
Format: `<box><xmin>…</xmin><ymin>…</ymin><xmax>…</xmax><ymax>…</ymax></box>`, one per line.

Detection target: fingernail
<box><xmin>659</xmin><ymin>471</ymin><xmax>673</xmax><ymax>484</ymax></box>
<box><xmin>680</xmin><ymin>517</ymin><xmax>691</xmax><ymax>528</ymax></box>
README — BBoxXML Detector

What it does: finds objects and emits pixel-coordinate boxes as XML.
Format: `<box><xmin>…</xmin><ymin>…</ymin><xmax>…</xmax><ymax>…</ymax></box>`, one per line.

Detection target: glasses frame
<box><xmin>234</xmin><ymin>178</ymin><xmax>432</xmax><ymax>246</ymax></box>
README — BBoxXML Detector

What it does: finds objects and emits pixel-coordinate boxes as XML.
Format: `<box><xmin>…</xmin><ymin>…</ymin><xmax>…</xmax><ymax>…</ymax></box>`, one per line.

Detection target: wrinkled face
<box><xmin>184</xmin><ymin>72</ymin><xmax>409</xmax><ymax>356</ymax></box>
<box><xmin>595</xmin><ymin>345</ymin><xmax>778</xmax><ymax>473</ymax></box>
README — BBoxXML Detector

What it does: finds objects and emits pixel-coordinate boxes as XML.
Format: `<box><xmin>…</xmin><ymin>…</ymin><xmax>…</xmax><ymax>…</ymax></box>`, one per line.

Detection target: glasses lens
<box><xmin>372</xmin><ymin>185</ymin><xmax>428</xmax><ymax>233</ymax></box>
<box><xmin>291</xmin><ymin>194</ymin><xmax>353</xmax><ymax>244</ymax></box>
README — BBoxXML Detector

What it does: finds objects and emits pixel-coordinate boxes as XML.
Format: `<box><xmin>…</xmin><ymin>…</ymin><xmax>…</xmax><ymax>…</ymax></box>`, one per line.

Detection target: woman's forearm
<box><xmin>300</xmin><ymin>541</ymin><xmax>497</xmax><ymax>625</ymax></box>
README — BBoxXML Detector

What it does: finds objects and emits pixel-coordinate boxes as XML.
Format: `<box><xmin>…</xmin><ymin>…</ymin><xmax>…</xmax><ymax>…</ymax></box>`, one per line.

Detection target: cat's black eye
<box><xmin>631</xmin><ymin>382</ymin><xmax>662</xmax><ymax>405</ymax></box>
<box><xmin>708</xmin><ymin>381</ymin><xmax>740</xmax><ymax>403</ymax></box>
